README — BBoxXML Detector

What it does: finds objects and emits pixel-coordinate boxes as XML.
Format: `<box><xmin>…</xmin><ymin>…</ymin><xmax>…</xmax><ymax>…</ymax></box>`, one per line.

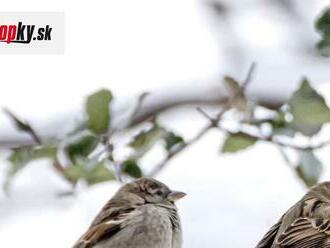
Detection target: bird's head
<box><xmin>118</xmin><ymin>178</ymin><xmax>186</xmax><ymax>205</ymax></box>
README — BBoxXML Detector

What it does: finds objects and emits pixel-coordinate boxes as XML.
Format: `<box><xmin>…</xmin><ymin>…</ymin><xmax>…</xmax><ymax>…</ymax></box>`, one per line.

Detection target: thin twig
<box><xmin>196</xmin><ymin>106</ymin><xmax>330</xmax><ymax>151</ymax></box>
<box><xmin>271</xmin><ymin>138</ymin><xmax>330</xmax><ymax>150</ymax></box>
<box><xmin>114</xmin><ymin>161</ymin><xmax>124</xmax><ymax>183</ymax></box>
<box><xmin>242</xmin><ymin>62</ymin><xmax>256</xmax><ymax>90</ymax></box>
<box><xmin>53</xmin><ymin>159</ymin><xmax>66</xmax><ymax>174</ymax></box>
<box><xmin>148</xmin><ymin>105</ymin><xmax>230</xmax><ymax>177</ymax></box>
<box><xmin>149</xmin><ymin>98</ymin><xmax>235</xmax><ymax>177</ymax></box>
<box><xmin>128</xmin><ymin>92</ymin><xmax>150</xmax><ymax>125</ymax></box>
<box><xmin>53</xmin><ymin>159</ymin><xmax>73</xmax><ymax>185</ymax></box>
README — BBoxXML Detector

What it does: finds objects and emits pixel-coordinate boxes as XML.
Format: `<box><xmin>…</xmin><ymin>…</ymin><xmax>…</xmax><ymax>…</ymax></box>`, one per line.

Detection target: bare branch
<box><xmin>130</xmin><ymin>92</ymin><xmax>230</xmax><ymax>127</ymax></box>
<box><xmin>114</xmin><ymin>161</ymin><xmax>124</xmax><ymax>183</ymax></box>
<box><xmin>242</xmin><ymin>62</ymin><xmax>256</xmax><ymax>90</ymax></box>
<box><xmin>195</xmin><ymin>105</ymin><xmax>330</xmax><ymax>151</ymax></box>
<box><xmin>215</xmin><ymin>123</ymin><xmax>330</xmax><ymax>151</ymax></box>
<box><xmin>196</xmin><ymin>107</ymin><xmax>218</xmax><ymax>126</ymax></box>
<box><xmin>0</xmin><ymin>80</ymin><xmax>290</xmax><ymax>149</ymax></box>
<box><xmin>128</xmin><ymin>92</ymin><xmax>150</xmax><ymax>126</ymax></box>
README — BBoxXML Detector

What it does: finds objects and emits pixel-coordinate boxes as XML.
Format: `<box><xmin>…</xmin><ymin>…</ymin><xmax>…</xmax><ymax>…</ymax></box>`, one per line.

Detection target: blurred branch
<box><xmin>199</xmin><ymin>108</ymin><xmax>330</xmax><ymax>151</ymax></box>
<box><xmin>2</xmin><ymin>63</ymin><xmax>329</xmax><ymax>190</ymax></box>
<box><xmin>0</xmin><ymin>79</ymin><xmax>288</xmax><ymax>149</ymax></box>
<box><xmin>129</xmin><ymin>90</ymin><xmax>230</xmax><ymax>127</ymax></box>
<box><xmin>2</xmin><ymin>109</ymin><xmax>71</xmax><ymax>184</ymax></box>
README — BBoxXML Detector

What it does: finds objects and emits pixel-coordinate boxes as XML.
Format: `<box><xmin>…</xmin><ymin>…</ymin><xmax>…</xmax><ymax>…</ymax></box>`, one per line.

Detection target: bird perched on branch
<box><xmin>73</xmin><ymin>178</ymin><xmax>186</xmax><ymax>248</ymax></box>
<box><xmin>256</xmin><ymin>182</ymin><xmax>330</xmax><ymax>247</ymax></box>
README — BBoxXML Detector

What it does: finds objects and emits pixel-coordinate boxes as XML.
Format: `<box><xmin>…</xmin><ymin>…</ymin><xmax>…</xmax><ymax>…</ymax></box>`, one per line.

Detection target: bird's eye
<box><xmin>155</xmin><ymin>190</ymin><xmax>162</xmax><ymax>196</ymax></box>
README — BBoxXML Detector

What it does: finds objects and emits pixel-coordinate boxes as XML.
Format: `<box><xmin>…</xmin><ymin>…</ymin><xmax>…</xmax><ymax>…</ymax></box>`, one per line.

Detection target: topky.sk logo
<box><xmin>0</xmin><ymin>22</ymin><xmax>52</xmax><ymax>44</ymax></box>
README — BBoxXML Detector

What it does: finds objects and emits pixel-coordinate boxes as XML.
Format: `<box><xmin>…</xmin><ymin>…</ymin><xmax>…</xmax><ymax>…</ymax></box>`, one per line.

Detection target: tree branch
<box><xmin>242</xmin><ymin>62</ymin><xmax>256</xmax><ymax>90</ymax></box>
<box><xmin>0</xmin><ymin>79</ymin><xmax>290</xmax><ymax>149</ymax></box>
<box><xmin>199</xmin><ymin>108</ymin><xmax>330</xmax><ymax>151</ymax></box>
<box><xmin>148</xmin><ymin>105</ymin><xmax>230</xmax><ymax>177</ymax></box>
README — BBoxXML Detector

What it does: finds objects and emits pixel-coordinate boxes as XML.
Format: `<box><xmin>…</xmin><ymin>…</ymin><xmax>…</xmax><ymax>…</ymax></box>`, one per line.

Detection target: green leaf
<box><xmin>164</xmin><ymin>131</ymin><xmax>185</xmax><ymax>153</ymax></box>
<box><xmin>317</xmin><ymin>39</ymin><xmax>330</xmax><ymax>57</ymax></box>
<box><xmin>86</xmin><ymin>89</ymin><xmax>112</xmax><ymax>134</ymax></box>
<box><xmin>3</xmin><ymin>108</ymin><xmax>41</xmax><ymax>144</ymax></box>
<box><xmin>63</xmin><ymin>165</ymin><xmax>84</xmax><ymax>182</ymax></box>
<box><xmin>122</xmin><ymin>160</ymin><xmax>142</xmax><ymax>178</ymax></box>
<box><xmin>316</xmin><ymin>8</ymin><xmax>330</xmax><ymax>56</ymax></box>
<box><xmin>129</xmin><ymin>125</ymin><xmax>166</xmax><ymax>158</ymax></box>
<box><xmin>270</xmin><ymin>111</ymin><xmax>287</xmax><ymax>129</ymax></box>
<box><xmin>33</xmin><ymin>146</ymin><xmax>57</xmax><ymax>160</ymax></box>
<box><xmin>4</xmin><ymin>108</ymin><xmax>32</xmax><ymax>133</ymax></box>
<box><xmin>66</xmin><ymin>135</ymin><xmax>98</xmax><ymax>163</ymax></box>
<box><xmin>269</xmin><ymin>111</ymin><xmax>295</xmax><ymax>137</ymax></box>
<box><xmin>296</xmin><ymin>150</ymin><xmax>322</xmax><ymax>187</ymax></box>
<box><xmin>288</xmin><ymin>79</ymin><xmax>330</xmax><ymax>136</ymax></box>
<box><xmin>85</xmin><ymin>163</ymin><xmax>115</xmax><ymax>185</ymax></box>
<box><xmin>4</xmin><ymin>145</ymin><xmax>57</xmax><ymax>190</ymax></box>
<box><xmin>222</xmin><ymin>132</ymin><xmax>257</xmax><ymax>153</ymax></box>
<box><xmin>8</xmin><ymin>146</ymin><xmax>57</xmax><ymax>174</ymax></box>
<box><xmin>8</xmin><ymin>147</ymin><xmax>33</xmax><ymax>176</ymax></box>
<box><xmin>64</xmin><ymin>161</ymin><xmax>115</xmax><ymax>185</ymax></box>
<box><xmin>316</xmin><ymin>8</ymin><xmax>330</xmax><ymax>34</ymax></box>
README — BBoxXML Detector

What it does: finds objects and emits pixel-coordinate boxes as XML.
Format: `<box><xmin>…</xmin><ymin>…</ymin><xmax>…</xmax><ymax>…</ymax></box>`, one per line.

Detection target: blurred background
<box><xmin>1</xmin><ymin>0</ymin><xmax>330</xmax><ymax>247</ymax></box>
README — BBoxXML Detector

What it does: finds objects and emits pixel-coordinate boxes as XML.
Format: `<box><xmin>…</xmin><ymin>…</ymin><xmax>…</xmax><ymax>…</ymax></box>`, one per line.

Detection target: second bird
<box><xmin>256</xmin><ymin>182</ymin><xmax>330</xmax><ymax>247</ymax></box>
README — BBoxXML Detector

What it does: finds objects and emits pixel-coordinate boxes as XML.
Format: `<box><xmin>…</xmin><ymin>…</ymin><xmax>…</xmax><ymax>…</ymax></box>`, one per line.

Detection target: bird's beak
<box><xmin>167</xmin><ymin>191</ymin><xmax>186</xmax><ymax>202</ymax></box>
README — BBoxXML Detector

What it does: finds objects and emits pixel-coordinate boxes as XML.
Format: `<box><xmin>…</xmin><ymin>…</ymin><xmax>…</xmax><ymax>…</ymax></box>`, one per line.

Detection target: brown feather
<box><xmin>72</xmin><ymin>178</ymin><xmax>183</xmax><ymax>248</ymax></box>
<box><xmin>256</xmin><ymin>182</ymin><xmax>330</xmax><ymax>248</ymax></box>
<box><xmin>256</xmin><ymin>217</ymin><xmax>283</xmax><ymax>248</ymax></box>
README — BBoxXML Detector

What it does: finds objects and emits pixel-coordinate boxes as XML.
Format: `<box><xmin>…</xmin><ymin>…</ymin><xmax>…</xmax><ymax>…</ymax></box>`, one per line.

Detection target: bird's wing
<box><xmin>276</xmin><ymin>217</ymin><xmax>330</xmax><ymax>247</ymax></box>
<box><xmin>72</xmin><ymin>205</ymin><xmax>138</xmax><ymax>248</ymax></box>
<box><xmin>256</xmin><ymin>217</ymin><xmax>283</xmax><ymax>248</ymax></box>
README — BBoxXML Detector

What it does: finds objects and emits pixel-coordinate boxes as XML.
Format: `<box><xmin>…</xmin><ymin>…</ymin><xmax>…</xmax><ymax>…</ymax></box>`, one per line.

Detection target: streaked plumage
<box><xmin>256</xmin><ymin>182</ymin><xmax>330</xmax><ymax>248</ymax></box>
<box><xmin>73</xmin><ymin>178</ymin><xmax>185</xmax><ymax>248</ymax></box>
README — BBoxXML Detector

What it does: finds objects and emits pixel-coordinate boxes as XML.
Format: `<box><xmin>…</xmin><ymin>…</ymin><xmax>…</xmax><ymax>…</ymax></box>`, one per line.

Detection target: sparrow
<box><xmin>256</xmin><ymin>181</ymin><xmax>330</xmax><ymax>247</ymax></box>
<box><xmin>73</xmin><ymin>178</ymin><xmax>186</xmax><ymax>248</ymax></box>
